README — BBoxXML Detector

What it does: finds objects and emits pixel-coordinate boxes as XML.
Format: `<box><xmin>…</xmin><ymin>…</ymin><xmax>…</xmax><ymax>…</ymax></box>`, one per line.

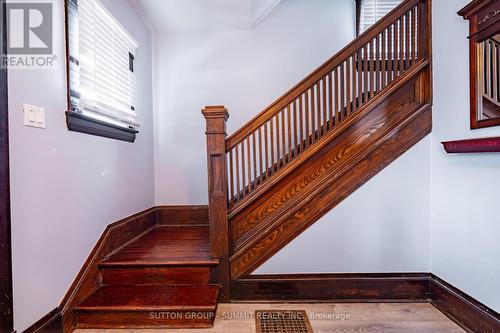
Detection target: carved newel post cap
<box><xmin>202</xmin><ymin>106</ymin><xmax>229</xmax><ymax>120</ymax></box>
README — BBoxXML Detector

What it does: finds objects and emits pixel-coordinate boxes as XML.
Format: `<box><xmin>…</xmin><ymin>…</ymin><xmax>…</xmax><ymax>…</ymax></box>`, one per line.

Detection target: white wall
<box><xmin>153</xmin><ymin>0</ymin><xmax>356</xmax><ymax>204</ymax></box>
<box><xmin>430</xmin><ymin>0</ymin><xmax>500</xmax><ymax>312</ymax></box>
<box><xmin>257</xmin><ymin>137</ymin><xmax>431</xmax><ymax>273</ymax></box>
<box><xmin>8</xmin><ymin>0</ymin><xmax>154</xmax><ymax>330</ymax></box>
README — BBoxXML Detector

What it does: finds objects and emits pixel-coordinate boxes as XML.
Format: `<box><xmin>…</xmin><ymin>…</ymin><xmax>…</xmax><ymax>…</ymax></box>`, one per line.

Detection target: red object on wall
<box><xmin>441</xmin><ymin>137</ymin><xmax>500</xmax><ymax>153</ymax></box>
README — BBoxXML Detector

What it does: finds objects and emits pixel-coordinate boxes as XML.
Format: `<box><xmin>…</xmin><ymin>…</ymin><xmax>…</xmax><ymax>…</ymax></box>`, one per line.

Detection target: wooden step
<box><xmin>99</xmin><ymin>225</ymin><xmax>217</xmax><ymax>285</ymax></box>
<box><xmin>76</xmin><ymin>285</ymin><xmax>220</xmax><ymax>329</ymax></box>
<box><xmin>101</xmin><ymin>266</ymin><xmax>212</xmax><ymax>286</ymax></box>
<box><xmin>103</xmin><ymin>225</ymin><xmax>213</xmax><ymax>264</ymax></box>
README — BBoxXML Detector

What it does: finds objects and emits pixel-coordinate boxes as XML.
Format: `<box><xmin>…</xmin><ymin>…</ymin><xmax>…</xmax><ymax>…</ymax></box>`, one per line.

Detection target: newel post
<box><xmin>202</xmin><ymin>105</ymin><xmax>231</xmax><ymax>301</ymax></box>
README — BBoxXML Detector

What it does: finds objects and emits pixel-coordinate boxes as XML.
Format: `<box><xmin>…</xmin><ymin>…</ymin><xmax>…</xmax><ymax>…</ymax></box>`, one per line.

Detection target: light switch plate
<box><xmin>24</xmin><ymin>104</ymin><xmax>45</xmax><ymax>128</ymax></box>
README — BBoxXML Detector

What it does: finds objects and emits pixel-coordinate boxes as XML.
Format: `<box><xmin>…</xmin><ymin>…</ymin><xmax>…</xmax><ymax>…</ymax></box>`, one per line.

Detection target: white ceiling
<box><xmin>129</xmin><ymin>0</ymin><xmax>282</xmax><ymax>32</ymax></box>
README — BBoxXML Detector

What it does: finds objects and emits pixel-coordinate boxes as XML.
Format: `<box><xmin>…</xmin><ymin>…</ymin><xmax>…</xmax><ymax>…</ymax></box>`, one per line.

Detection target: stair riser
<box><xmin>101</xmin><ymin>266</ymin><xmax>211</xmax><ymax>286</ymax></box>
<box><xmin>77</xmin><ymin>310</ymin><xmax>216</xmax><ymax>329</ymax></box>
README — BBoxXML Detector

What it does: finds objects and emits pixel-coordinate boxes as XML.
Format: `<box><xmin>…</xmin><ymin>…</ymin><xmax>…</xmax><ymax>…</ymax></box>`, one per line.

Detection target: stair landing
<box><xmin>101</xmin><ymin>226</ymin><xmax>219</xmax><ymax>266</ymax></box>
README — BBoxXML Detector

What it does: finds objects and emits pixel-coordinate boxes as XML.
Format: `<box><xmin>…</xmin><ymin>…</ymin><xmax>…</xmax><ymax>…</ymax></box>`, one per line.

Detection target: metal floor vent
<box><xmin>255</xmin><ymin>310</ymin><xmax>313</xmax><ymax>333</ymax></box>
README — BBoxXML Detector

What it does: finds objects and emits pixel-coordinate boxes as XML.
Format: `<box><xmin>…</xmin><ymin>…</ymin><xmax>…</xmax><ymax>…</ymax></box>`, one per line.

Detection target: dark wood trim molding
<box><xmin>66</xmin><ymin>112</ymin><xmax>138</xmax><ymax>143</ymax></box>
<box><xmin>442</xmin><ymin>136</ymin><xmax>500</xmax><ymax>153</ymax></box>
<box><xmin>22</xmin><ymin>308</ymin><xmax>62</xmax><ymax>333</ymax></box>
<box><xmin>430</xmin><ymin>274</ymin><xmax>500</xmax><ymax>333</ymax></box>
<box><xmin>231</xmin><ymin>273</ymin><xmax>431</xmax><ymax>302</ymax></box>
<box><xmin>0</xmin><ymin>0</ymin><xmax>14</xmax><ymax>331</ymax></box>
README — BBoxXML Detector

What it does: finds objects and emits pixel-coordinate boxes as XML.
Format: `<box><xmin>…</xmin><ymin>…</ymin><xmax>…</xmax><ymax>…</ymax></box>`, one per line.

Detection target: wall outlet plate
<box><xmin>24</xmin><ymin>103</ymin><xmax>45</xmax><ymax>128</ymax></box>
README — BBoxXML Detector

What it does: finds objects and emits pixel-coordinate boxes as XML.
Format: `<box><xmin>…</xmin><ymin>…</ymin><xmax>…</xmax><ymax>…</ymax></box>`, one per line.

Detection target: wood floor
<box><xmin>75</xmin><ymin>302</ymin><xmax>465</xmax><ymax>333</ymax></box>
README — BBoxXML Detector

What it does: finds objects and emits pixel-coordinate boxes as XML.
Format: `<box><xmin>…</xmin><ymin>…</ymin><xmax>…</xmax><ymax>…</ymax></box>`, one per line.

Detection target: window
<box><xmin>357</xmin><ymin>0</ymin><xmax>403</xmax><ymax>35</ymax></box>
<box><xmin>65</xmin><ymin>0</ymin><xmax>139</xmax><ymax>142</ymax></box>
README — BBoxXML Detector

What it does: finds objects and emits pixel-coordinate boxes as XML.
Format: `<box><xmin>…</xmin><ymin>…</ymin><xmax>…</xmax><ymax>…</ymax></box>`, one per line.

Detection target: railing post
<box><xmin>418</xmin><ymin>0</ymin><xmax>431</xmax><ymax>60</ymax></box>
<box><xmin>202</xmin><ymin>105</ymin><xmax>231</xmax><ymax>302</ymax></box>
<box><xmin>416</xmin><ymin>0</ymin><xmax>432</xmax><ymax>104</ymax></box>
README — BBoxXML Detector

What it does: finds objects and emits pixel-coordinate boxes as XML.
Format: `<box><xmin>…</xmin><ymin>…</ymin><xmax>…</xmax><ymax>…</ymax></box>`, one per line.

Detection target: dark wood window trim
<box><xmin>0</xmin><ymin>0</ymin><xmax>14</xmax><ymax>331</ymax></box>
<box><xmin>64</xmin><ymin>0</ymin><xmax>138</xmax><ymax>143</ymax></box>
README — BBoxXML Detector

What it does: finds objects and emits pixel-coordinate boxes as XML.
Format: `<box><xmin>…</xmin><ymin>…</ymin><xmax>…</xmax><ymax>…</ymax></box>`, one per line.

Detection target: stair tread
<box><xmin>76</xmin><ymin>285</ymin><xmax>220</xmax><ymax>311</ymax></box>
<box><xmin>103</xmin><ymin>226</ymin><xmax>213</xmax><ymax>265</ymax></box>
<box><xmin>100</xmin><ymin>258</ymin><xmax>219</xmax><ymax>266</ymax></box>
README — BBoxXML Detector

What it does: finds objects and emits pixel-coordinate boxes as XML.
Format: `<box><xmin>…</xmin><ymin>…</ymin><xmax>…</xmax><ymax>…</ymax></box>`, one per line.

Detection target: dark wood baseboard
<box><xmin>22</xmin><ymin>308</ymin><xmax>62</xmax><ymax>333</ymax></box>
<box><xmin>232</xmin><ymin>273</ymin><xmax>500</xmax><ymax>332</ymax></box>
<box><xmin>430</xmin><ymin>274</ymin><xmax>500</xmax><ymax>333</ymax></box>
<box><xmin>231</xmin><ymin>273</ymin><xmax>431</xmax><ymax>302</ymax></box>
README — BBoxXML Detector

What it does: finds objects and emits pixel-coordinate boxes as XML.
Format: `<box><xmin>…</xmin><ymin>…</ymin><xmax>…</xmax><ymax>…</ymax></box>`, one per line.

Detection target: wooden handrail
<box><xmin>226</xmin><ymin>0</ymin><xmax>422</xmax><ymax>149</ymax></box>
<box><xmin>222</xmin><ymin>0</ymin><xmax>430</xmax><ymax>208</ymax></box>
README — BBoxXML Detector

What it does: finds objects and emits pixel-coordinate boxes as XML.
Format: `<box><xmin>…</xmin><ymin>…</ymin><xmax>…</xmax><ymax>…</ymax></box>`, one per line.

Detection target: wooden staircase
<box><xmin>202</xmin><ymin>0</ymin><xmax>432</xmax><ymax>299</ymax></box>
<box><xmin>73</xmin><ymin>225</ymin><xmax>220</xmax><ymax>329</ymax></box>
<box><xmin>64</xmin><ymin>0</ymin><xmax>432</xmax><ymax>330</ymax></box>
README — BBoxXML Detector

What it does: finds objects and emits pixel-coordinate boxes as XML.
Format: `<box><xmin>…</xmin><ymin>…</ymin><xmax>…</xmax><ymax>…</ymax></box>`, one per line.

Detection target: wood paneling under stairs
<box><xmin>229</xmin><ymin>74</ymin><xmax>432</xmax><ymax>279</ymax></box>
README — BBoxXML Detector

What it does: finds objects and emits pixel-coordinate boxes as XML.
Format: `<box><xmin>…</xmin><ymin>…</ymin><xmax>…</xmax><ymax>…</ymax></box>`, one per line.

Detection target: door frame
<box><xmin>0</xmin><ymin>0</ymin><xmax>14</xmax><ymax>332</ymax></box>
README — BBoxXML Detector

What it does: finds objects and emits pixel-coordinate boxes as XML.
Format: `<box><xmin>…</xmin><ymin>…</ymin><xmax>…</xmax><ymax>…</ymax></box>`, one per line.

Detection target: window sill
<box><xmin>66</xmin><ymin>111</ymin><xmax>138</xmax><ymax>143</ymax></box>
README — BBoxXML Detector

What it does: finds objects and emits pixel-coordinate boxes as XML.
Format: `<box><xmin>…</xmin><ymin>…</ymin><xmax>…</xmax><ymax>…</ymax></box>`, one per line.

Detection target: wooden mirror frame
<box><xmin>459</xmin><ymin>0</ymin><xmax>500</xmax><ymax>129</ymax></box>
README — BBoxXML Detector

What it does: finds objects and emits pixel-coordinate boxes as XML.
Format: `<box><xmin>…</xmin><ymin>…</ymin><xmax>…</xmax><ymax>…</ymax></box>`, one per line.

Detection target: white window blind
<box><xmin>359</xmin><ymin>0</ymin><xmax>403</xmax><ymax>34</ymax></box>
<box><xmin>70</xmin><ymin>0</ymin><xmax>139</xmax><ymax>129</ymax></box>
